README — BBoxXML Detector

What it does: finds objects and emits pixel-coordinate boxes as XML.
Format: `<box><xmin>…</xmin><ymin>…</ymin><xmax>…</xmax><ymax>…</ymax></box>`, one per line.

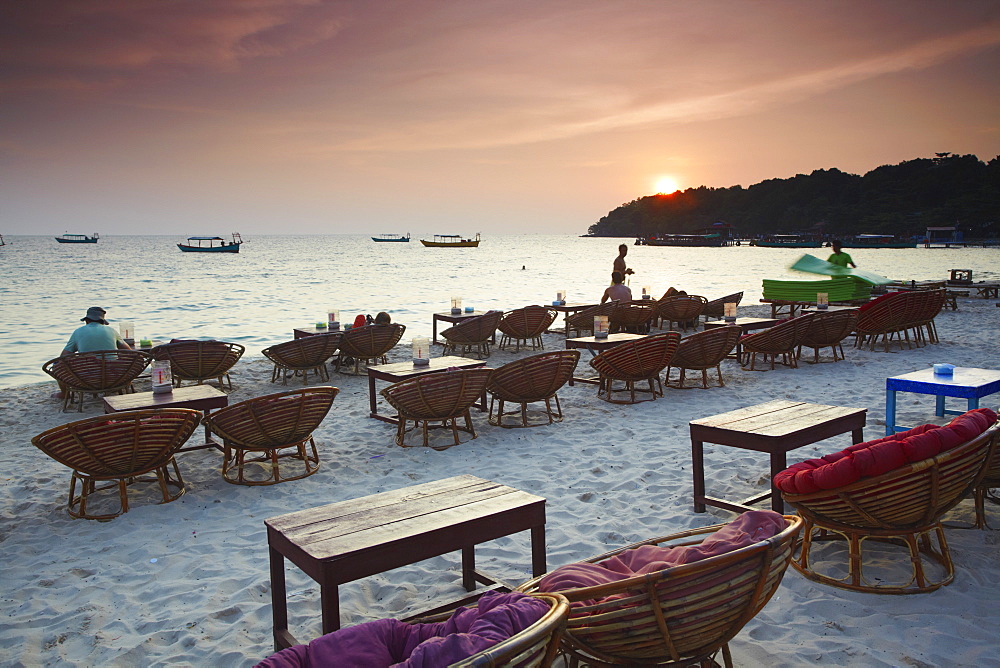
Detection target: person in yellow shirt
<box><xmin>827</xmin><ymin>241</ymin><xmax>856</xmax><ymax>268</ymax></box>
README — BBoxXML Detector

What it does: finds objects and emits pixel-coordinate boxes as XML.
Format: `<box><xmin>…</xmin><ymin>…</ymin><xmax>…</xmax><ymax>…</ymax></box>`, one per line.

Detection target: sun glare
<box><xmin>654</xmin><ymin>176</ymin><xmax>680</xmax><ymax>194</ymax></box>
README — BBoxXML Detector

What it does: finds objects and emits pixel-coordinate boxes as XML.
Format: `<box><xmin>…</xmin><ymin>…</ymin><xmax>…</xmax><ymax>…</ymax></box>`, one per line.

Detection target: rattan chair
<box><xmin>656</xmin><ymin>294</ymin><xmax>707</xmax><ymax>331</ymax></box>
<box><xmin>589</xmin><ymin>331</ymin><xmax>680</xmax><ymax>404</ymax></box>
<box><xmin>42</xmin><ymin>349</ymin><xmax>153</xmax><ymax>412</ymax></box>
<box><xmin>486</xmin><ymin>350</ymin><xmax>580</xmax><ymax>428</ymax></box>
<box><xmin>739</xmin><ymin>314</ymin><xmax>814</xmax><ymax>371</ymax></box>
<box><xmin>609</xmin><ymin>300</ymin><xmax>656</xmax><ymax>334</ymax></box>
<box><xmin>565</xmin><ymin>302</ymin><xmax>618</xmax><ymax>338</ymax></box>
<box><xmin>701</xmin><ymin>291</ymin><xmax>744</xmax><ymax>322</ymax></box>
<box><xmin>203</xmin><ymin>387</ymin><xmax>339</xmax><ymax>485</ymax></box>
<box><xmin>262</xmin><ymin>333</ymin><xmax>343</xmax><ymax>385</ymax></box>
<box><xmin>441</xmin><ymin>310</ymin><xmax>503</xmax><ymax>359</ymax></box>
<box><xmin>150</xmin><ymin>340</ymin><xmax>245</xmax><ymax>389</ymax></box>
<box><xmin>498</xmin><ymin>306</ymin><xmax>557</xmax><ymax>352</ymax></box>
<box><xmin>335</xmin><ymin>323</ymin><xmax>406</xmax><ymax>374</ymax></box>
<box><xmin>973</xmin><ymin>443</ymin><xmax>1000</xmax><ymax>530</ymax></box>
<box><xmin>666</xmin><ymin>325</ymin><xmax>741</xmax><ymax>389</ymax></box>
<box><xmin>781</xmin><ymin>422</ymin><xmax>999</xmax><ymax>593</ymax></box>
<box><xmin>517</xmin><ymin>516</ymin><xmax>803</xmax><ymax>667</ymax></box>
<box><xmin>380</xmin><ymin>368</ymin><xmax>493</xmax><ymax>449</ymax></box>
<box><xmin>31</xmin><ymin>408</ymin><xmax>202</xmax><ymax>519</ymax></box>
<box><xmin>796</xmin><ymin>309</ymin><xmax>859</xmax><ymax>364</ymax></box>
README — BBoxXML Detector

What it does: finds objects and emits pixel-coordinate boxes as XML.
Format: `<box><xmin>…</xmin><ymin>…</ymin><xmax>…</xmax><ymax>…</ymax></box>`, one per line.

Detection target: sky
<box><xmin>2</xmin><ymin>0</ymin><xmax>999</xmax><ymax>236</ymax></box>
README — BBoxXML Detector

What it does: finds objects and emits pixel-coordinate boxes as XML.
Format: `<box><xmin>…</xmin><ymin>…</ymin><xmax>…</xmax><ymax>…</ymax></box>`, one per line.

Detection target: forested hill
<box><xmin>587</xmin><ymin>153</ymin><xmax>999</xmax><ymax>239</ymax></box>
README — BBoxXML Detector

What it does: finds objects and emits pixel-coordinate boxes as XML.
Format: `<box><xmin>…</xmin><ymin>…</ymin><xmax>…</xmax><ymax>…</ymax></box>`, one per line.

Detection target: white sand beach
<box><xmin>1</xmin><ymin>299</ymin><xmax>998</xmax><ymax>667</ymax></box>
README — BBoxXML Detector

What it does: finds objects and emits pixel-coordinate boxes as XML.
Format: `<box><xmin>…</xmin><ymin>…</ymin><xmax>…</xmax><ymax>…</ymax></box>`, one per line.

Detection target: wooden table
<box><xmin>265</xmin><ymin>475</ymin><xmax>547</xmax><ymax>649</ymax></box>
<box><xmin>103</xmin><ymin>385</ymin><xmax>229</xmax><ymax>452</ymax></box>
<box><xmin>759</xmin><ymin>299</ymin><xmax>869</xmax><ymax>318</ymax></box>
<box><xmin>432</xmin><ymin>311</ymin><xmax>493</xmax><ymax>344</ymax></box>
<box><xmin>293</xmin><ymin>325</ymin><xmax>336</xmax><ymax>339</ymax></box>
<box><xmin>565</xmin><ymin>333</ymin><xmax>646</xmax><ymax>385</ymax></box>
<box><xmin>975</xmin><ymin>283</ymin><xmax>1000</xmax><ymax>299</ymax></box>
<box><xmin>885</xmin><ymin>367</ymin><xmax>1000</xmax><ymax>435</ymax></box>
<box><xmin>549</xmin><ymin>302</ymin><xmax>600</xmax><ymax>336</ymax></box>
<box><xmin>367</xmin><ymin>356</ymin><xmax>488</xmax><ymax>424</ymax></box>
<box><xmin>690</xmin><ymin>400</ymin><xmax>866</xmax><ymax>514</ymax></box>
<box><xmin>704</xmin><ymin>317</ymin><xmax>780</xmax><ymax>359</ymax></box>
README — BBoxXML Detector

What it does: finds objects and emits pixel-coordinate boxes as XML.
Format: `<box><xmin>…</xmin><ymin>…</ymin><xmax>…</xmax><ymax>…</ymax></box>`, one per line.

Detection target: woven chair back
<box><xmin>799</xmin><ymin>309</ymin><xmax>859</xmax><ymax>348</ymax></box>
<box><xmin>670</xmin><ymin>326</ymin><xmax>741</xmax><ymax>370</ymax></box>
<box><xmin>517</xmin><ymin>516</ymin><xmax>802</xmax><ymax>666</ymax></box>
<box><xmin>487</xmin><ymin>350</ymin><xmax>580</xmax><ymax>403</ymax></box>
<box><xmin>565</xmin><ymin>302</ymin><xmax>617</xmax><ymax>334</ymax></box>
<box><xmin>702</xmin><ymin>291</ymin><xmax>744</xmax><ymax>319</ymax></box>
<box><xmin>262</xmin><ymin>333</ymin><xmax>343</xmax><ymax>369</ymax></box>
<box><xmin>381</xmin><ymin>368</ymin><xmax>493</xmax><ymax>421</ymax></box>
<box><xmin>31</xmin><ymin>408</ymin><xmax>202</xmax><ymax>477</ymax></box>
<box><xmin>589</xmin><ymin>332</ymin><xmax>680</xmax><ymax>381</ymax></box>
<box><xmin>43</xmin><ymin>349</ymin><xmax>152</xmax><ymax>393</ymax></box>
<box><xmin>609</xmin><ymin>301</ymin><xmax>656</xmax><ymax>332</ymax></box>
<box><xmin>498</xmin><ymin>306</ymin><xmax>558</xmax><ymax>338</ymax></box>
<box><xmin>443</xmin><ymin>310</ymin><xmax>503</xmax><ymax>345</ymax></box>
<box><xmin>656</xmin><ymin>295</ymin><xmax>708</xmax><ymax>323</ymax></box>
<box><xmin>204</xmin><ymin>387</ymin><xmax>339</xmax><ymax>449</ymax></box>
<box><xmin>338</xmin><ymin>323</ymin><xmax>406</xmax><ymax>358</ymax></box>
<box><xmin>856</xmin><ymin>292</ymin><xmax>909</xmax><ymax>335</ymax></box>
<box><xmin>915</xmin><ymin>288</ymin><xmax>946</xmax><ymax>323</ymax></box>
<box><xmin>742</xmin><ymin>314</ymin><xmax>814</xmax><ymax>354</ymax></box>
<box><xmin>151</xmin><ymin>340</ymin><xmax>245</xmax><ymax>382</ymax></box>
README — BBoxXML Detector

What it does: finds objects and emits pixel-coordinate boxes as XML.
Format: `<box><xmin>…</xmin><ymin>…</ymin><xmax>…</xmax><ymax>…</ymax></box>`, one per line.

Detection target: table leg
<box><xmin>885</xmin><ymin>388</ymin><xmax>897</xmax><ymax>436</ymax></box>
<box><xmin>320</xmin><ymin>583</ymin><xmax>341</xmax><ymax>635</ymax></box>
<box><xmin>530</xmin><ymin>524</ymin><xmax>546</xmax><ymax>577</ymax></box>
<box><xmin>368</xmin><ymin>371</ymin><xmax>378</xmax><ymax>418</ymax></box>
<box><xmin>268</xmin><ymin>546</ymin><xmax>290</xmax><ymax>650</ymax></box>
<box><xmin>692</xmin><ymin>439</ymin><xmax>706</xmax><ymax>512</ymax></box>
<box><xmin>462</xmin><ymin>545</ymin><xmax>476</xmax><ymax>591</ymax></box>
<box><xmin>432</xmin><ymin>314</ymin><xmax>440</xmax><ymax>344</ymax></box>
<box><xmin>852</xmin><ymin>427</ymin><xmax>864</xmax><ymax>444</ymax></box>
<box><xmin>935</xmin><ymin>394</ymin><xmax>946</xmax><ymax>417</ymax></box>
<box><xmin>969</xmin><ymin>397</ymin><xmax>980</xmax><ymax>411</ymax></box>
<box><xmin>768</xmin><ymin>452</ymin><xmax>787</xmax><ymax>514</ymax></box>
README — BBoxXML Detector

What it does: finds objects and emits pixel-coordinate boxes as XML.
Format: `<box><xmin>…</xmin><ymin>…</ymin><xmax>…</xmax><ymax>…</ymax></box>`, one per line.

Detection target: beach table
<box><xmin>548</xmin><ymin>302</ymin><xmax>600</xmax><ymax>336</ymax></box>
<box><xmin>431</xmin><ymin>310</ymin><xmax>494</xmax><ymax>345</ymax></box>
<box><xmin>703</xmin><ymin>317</ymin><xmax>780</xmax><ymax>359</ymax></box>
<box><xmin>885</xmin><ymin>367</ymin><xmax>1000</xmax><ymax>435</ymax></box>
<box><xmin>759</xmin><ymin>299</ymin><xmax>869</xmax><ymax>319</ymax></box>
<box><xmin>367</xmin><ymin>356</ymin><xmax>488</xmax><ymax>424</ymax></box>
<box><xmin>975</xmin><ymin>283</ymin><xmax>1000</xmax><ymax>299</ymax></box>
<box><xmin>292</xmin><ymin>325</ymin><xmax>337</xmax><ymax>339</ymax></box>
<box><xmin>102</xmin><ymin>385</ymin><xmax>228</xmax><ymax>453</ymax></box>
<box><xmin>799</xmin><ymin>305</ymin><xmax>860</xmax><ymax>315</ymax></box>
<box><xmin>264</xmin><ymin>475</ymin><xmax>547</xmax><ymax>649</ymax></box>
<box><xmin>565</xmin><ymin>333</ymin><xmax>646</xmax><ymax>385</ymax></box>
<box><xmin>690</xmin><ymin>400</ymin><xmax>866</xmax><ymax>514</ymax></box>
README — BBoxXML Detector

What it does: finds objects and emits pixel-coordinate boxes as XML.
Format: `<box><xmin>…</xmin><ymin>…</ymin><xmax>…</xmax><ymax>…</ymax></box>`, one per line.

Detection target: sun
<box><xmin>654</xmin><ymin>176</ymin><xmax>680</xmax><ymax>194</ymax></box>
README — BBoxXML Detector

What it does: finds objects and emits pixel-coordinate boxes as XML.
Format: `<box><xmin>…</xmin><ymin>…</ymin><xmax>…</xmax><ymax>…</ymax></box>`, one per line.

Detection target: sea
<box><xmin>1</xmin><ymin>234</ymin><xmax>997</xmax><ymax>388</ymax></box>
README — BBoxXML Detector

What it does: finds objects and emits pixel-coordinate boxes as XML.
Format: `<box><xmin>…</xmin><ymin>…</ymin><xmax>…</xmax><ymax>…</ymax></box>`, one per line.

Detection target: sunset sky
<box><xmin>2</xmin><ymin>0</ymin><xmax>998</xmax><ymax>236</ymax></box>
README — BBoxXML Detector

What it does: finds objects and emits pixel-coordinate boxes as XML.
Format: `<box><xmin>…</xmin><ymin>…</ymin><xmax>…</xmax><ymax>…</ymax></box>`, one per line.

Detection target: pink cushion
<box><xmin>774</xmin><ymin>408</ymin><xmax>996</xmax><ymax>495</ymax></box>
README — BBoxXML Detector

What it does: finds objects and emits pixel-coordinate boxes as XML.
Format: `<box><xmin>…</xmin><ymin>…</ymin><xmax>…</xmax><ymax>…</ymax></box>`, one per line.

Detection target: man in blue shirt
<box><xmin>62</xmin><ymin>306</ymin><xmax>131</xmax><ymax>355</ymax></box>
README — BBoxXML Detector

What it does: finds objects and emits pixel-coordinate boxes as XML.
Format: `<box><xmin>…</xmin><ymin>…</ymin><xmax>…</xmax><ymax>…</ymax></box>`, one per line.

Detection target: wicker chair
<box><xmin>701</xmin><ymin>291</ymin><xmax>744</xmax><ymax>322</ymax></box>
<box><xmin>335</xmin><ymin>323</ymin><xmax>406</xmax><ymax>375</ymax></box>
<box><xmin>498</xmin><ymin>306</ymin><xmax>557</xmax><ymax>352</ymax></box>
<box><xmin>441</xmin><ymin>310</ymin><xmax>503</xmax><ymax>359</ymax></box>
<box><xmin>565</xmin><ymin>302</ymin><xmax>618</xmax><ymax>338</ymax></box>
<box><xmin>666</xmin><ymin>325</ymin><xmax>741</xmax><ymax>389</ymax></box>
<box><xmin>589</xmin><ymin>332</ymin><xmax>680</xmax><ymax>404</ymax></box>
<box><xmin>973</xmin><ymin>443</ymin><xmax>1000</xmax><ymax>530</ymax></box>
<box><xmin>31</xmin><ymin>408</ymin><xmax>202</xmax><ymax>519</ymax></box>
<box><xmin>913</xmin><ymin>288</ymin><xmax>946</xmax><ymax>345</ymax></box>
<box><xmin>655</xmin><ymin>295</ymin><xmax>707</xmax><ymax>331</ymax></box>
<box><xmin>262</xmin><ymin>333</ymin><xmax>343</xmax><ymax>385</ymax></box>
<box><xmin>739</xmin><ymin>314</ymin><xmax>814</xmax><ymax>371</ymax></box>
<box><xmin>150</xmin><ymin>340</ymin><xmax>245</xmax><ymax>389</ymax></box>
<box><xmin>609</xmin><ymin>300</ymin><xmax>656</xmax><ymax>334</ymax></box>
<box><xmin>380</xmin><ymin>368</ymin><xmax>493</xmax><ymax>449</ymax></box>
<box><xmin>42</xmin><ymin>349</ymin><xmax>153</xmax><ymax>412</ymax></box>
<box><xmin>203</xmin><ymin>387</ymin><xmax>339</xmax><ymax>485</ymax></box>
<box><xmin>796</xmin><ymin>309</ymin><xmax>859</xmax><ymax>364</ymax></box>
<box><xmin>780</xmin><ymin>422</ymin><xmax>999</xmax><ymax>593</ymax></box>
<box><xmin>517</xmin><ymin>516</ymin><xmax>803</xmax><ymax>667</ymax></box>
<box><xmin>486</xmin><ymin>350</ymin><xmax>580</xmax><ymax>428</ymax></box>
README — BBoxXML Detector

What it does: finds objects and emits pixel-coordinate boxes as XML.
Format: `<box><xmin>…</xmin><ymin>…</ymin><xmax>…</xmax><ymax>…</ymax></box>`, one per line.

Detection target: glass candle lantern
<box><xmin>724</xmin><ymin>302</ymin><xmax>737</xmax><ymax>321</ymax></box>
<box><xmin>556</xmin><ymin>290</ymin><xmax>566</xmax><ymax>305</ymax></box>
<box><xmin>594</xmin><ymin>315</ymin><xmax>609</xmax><ymax>338</ymax></box>
<box><xmin>642</xmin><ymin>286</ymin><xmax>651</xmax><ymax>299</ymax></box>
<box><xmin>412</xmin><ymin>336</ymin><xmax>430</xmax><ymax>365</ymax></box>
<box><xmin>327</xmin><ymin>309</ymin><xmax>340</xmax><ymax>329</ymax></box>
<box><xmin>151</xmin><ymin>361</ymin><xmax>173</xmax><ymax>394</ymax></box>
<box><xmin>119</xmin><ymin>321</ymin><xmax>135</xmax><ymax>342</ymax></box>
<box><xmin>816</xmin><ymin>293</ymin><xmax>829</xmax><ymax>309</ymax></box>
<box><xmin>451</xmin><ymin>296</ymin><xmax>462</xmax><ymax>314</ymax></box>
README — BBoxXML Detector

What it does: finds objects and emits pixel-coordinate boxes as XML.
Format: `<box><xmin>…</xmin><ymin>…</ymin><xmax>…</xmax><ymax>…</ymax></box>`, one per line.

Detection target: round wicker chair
<box><xmin>655</xmin><ymin>295</ymin><xmax>707</xmax><ymax>331</ymax></box>
<box><xmin>203</xmin><ymin>387</ymin><xmax>339</xmax><ymax>485</ymax></box>
<box><xmin>589</xmin><ymin>332</ymin><xmax>680</xmax><ymax>404</ymax></box>
<box><xmin>150</xmin><ymin>340</ymin><xmax>245</xmax><ymax>389</ymax></box>
<box><xmin>31</xmin><ymin>408</ymin><xmax>202</xmax><ymax>519</ymax></box>
<box><xmin>795</xmin><ymin>309</ymin><xmax>859</xmax><ymax>364</ymax></box>
<box><xmin>381</xmin><ymin>368</ymin><xmax>493</xmax><ymax>449</ymax></box>
<box><xmin>781</xmin><ymin>422</ymin><xmax>999</xmax><ymax>593</ymax></box>
<box><xmin>498</xmin><ymin>306</ymin><xmax>557</xmax><ymax>352</ymax></box>
<box><xmin>262</xmin><ymin>333</ymin><xmax>343</xmax><ymax>385</ymax></box>
<box><xmin>739</xmin><ymin>314</ymin><xmax>814</xmax><ymax>371</ymax></box>
<box><xmin>335</xmin><ymin>323</ymin><xmax>406</xmax><ymax>375</ymax></box>
<box><xmin>565</xmin><ymin>302</ymin><xmax>617</xmax><ymax>338</ymax></box>
<box><xmin>486</xmin><ymin>350</ymin><xmax>580</xmax><ymax>428</ymax></box>
<box><xmin>517</xmin><ymin>516</ymin><xmax>803</xmax><ymax>667</ymax></box>
<box><xmin>42</xmin><ymin>349</ymin><xmax>153</xmax><ymax>412</ymax></box>
<box><xmin>441</xmin><ymin>310</ymin><xmax>503</xmax><ymax>359</ymax></box>
<box><xmin>609</xmin><ymin>300</ymin><xmax>656</xmax><ymax>334</ymax></box>
<box><xmin>665</xmin><ymin>325</ymin><xmax>741</xmax><ymax>389</ymax></box>
<box><xmin>701</xmin><ymin>291</ymin><xmax>744</xmax><ymax>322</ymax></box>
<box><xmin>973</xmin><ymin>441</ymin><xmax>1000</xmax><ymax>529</ymax></box>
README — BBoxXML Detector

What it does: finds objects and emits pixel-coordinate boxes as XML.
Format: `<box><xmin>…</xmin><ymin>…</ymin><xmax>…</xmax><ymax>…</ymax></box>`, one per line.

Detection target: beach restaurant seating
<box><xmin>796</xmin><ymin>308</ymin><xmax>859</xmax><ymax>364</ymax></box>
<box><xmin>666</xmin><ymin>325</ymin><xmax>741</xmax><ymax>389</ymax></box>
<box><xmin>739</xmin><ymin>314</ymin><xmax>814</xmax><ymax>371</ymax></box>
<box><xmin>589</xmin><ymin>331</ymin><xmax>680</xmax><ymax>404</ymax></box>
<box><xmin>497</xmin><ymin>306</ymin><xmax>557</xmax><ymax>352</ymax></box>
<box><xmin>381</xmin><ymin>368</ymin><xmax>493</xmax><ymax>449</ymax></box>
<box><xmin>441</xmin><ymin>310</ymin><xmax>503</xmax><ymax>359</ymax></box>
<box><xmin>517</xmin><ymin>511</ymin><xmax>802</xmax><ymax>667</ymax></box>
<box><xmin>256</xmin><ymin>591</ymin><xmax>570</xmax><ymax>668</ymax></box>
<box><xmin>655</xmin><ymin>294</ymin><xmax>707</xmax><ymax>331</ymax></box>
<box><xmin>854</xmin><ymin>289</ymin><xmax>946</xmax><ymax>352</ymax></box>
<box><xmin>43</xmin><ymin>349</ymin><xmax>153</xmax><ymax>412</ymax></box>
<box><xmin>335</xmin><ymin>323</ymin><xmax>406</xmax><ymax>375</ymax></box>
<box><xmin>203</xmin><ymin>387</ymin><xmax>339</xmax><ymax>486</ymax></box>
<box><xmin>701</xmin><ymin>291</ymin><xmax>744</xmax><ymax>322</ymax></box>
<box><xmin>776</xmin><ymin>408</ymin><xmax>998</xmax><ymax>593</ymax></box>
<box><xmin>972</xmin><ymin>439</ymin><xmax>1000</xmax><ymax>530</ymax></box>
<box><xmin>565</xmin><ymin>302</ymin><xmax>617</xmax><ymax>338</ymax></box>
<box><xmin>262</xmin><ymin>333</ymin><xmax>342</xmax><ymax>385</ymax></box>
<box><xmin>31</xmin><ymin>408</ymin><xmax>202</xmax><ymax>520</ymax></box>
<box><xmin>150</xmin><ymin>339</ymin><xmax>245</xmax><ymax>389</ymax></box>
<box><xmin>609</xmin><ymin>300</ymin><xmax>656</xmax><ymax>334</ymax></box>
<box><xmin>486</xmin><ymin>350</ymin><xmax>580</xmax><ymax>428</ymax></box>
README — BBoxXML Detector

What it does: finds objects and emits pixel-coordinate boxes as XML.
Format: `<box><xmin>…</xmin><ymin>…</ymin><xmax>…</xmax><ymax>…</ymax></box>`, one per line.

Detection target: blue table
<box><xmin>885</xmin><ymin>367</ymin><xmax>1000</xmax><ymax>435</ymax></box>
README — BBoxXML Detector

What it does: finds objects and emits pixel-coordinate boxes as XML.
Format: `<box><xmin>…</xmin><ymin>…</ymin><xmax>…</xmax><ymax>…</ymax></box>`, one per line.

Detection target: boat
<box><xmin>636</xmin><ymin>222</ymin><xmax>738</xmax><ymax>247</ymax></box>
<box><xmin>55</xmin><ymin>233</ymin><xmax>99</xmax><ymax>244</ymax></box>
<box><xmin>420</xmin><ymin>233</ymin><xmax>481</xmax><ymax>248</ymax></box>
<box><xmin>372</xmin><ymin>233</ymin><xmax>410</xmax><ymax>242</ymax></box>
<box><xmin>0</xmin><ymin>235</ymin><xmax>5</xmax><ymax>247</ymax></box>
<box><xmin>177</xmin><ymin>233</ymin><xmax>244</xmax><ymax>253</ymax></box>
<box><xmin>840</xmin><ymin>234</ymin><xmax>917</xmax><ymax>249</ymax></box>
<box><xmin>750</xmin><ymin>234</ymin><xmax>822</xmax><ymax>248</ymax></box>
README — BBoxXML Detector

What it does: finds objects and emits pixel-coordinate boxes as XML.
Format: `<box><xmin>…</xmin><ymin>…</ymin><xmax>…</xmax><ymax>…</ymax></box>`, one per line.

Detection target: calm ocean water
<box><xmin>1</xmin><ymin>234</ymin><xmax>997</xmax><ymax>388</ymax></box>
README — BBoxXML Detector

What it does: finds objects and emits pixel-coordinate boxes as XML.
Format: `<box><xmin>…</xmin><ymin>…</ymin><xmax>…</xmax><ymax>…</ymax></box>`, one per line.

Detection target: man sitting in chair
<box><xmin>601</xmin><ymin>272</ymin><xmax>633</xmax><ymax>304</ymax></box>
<box><xmin>62</xmin><ymin>306</ymin><xmax>132</xmax><ymax>355</ymax></box>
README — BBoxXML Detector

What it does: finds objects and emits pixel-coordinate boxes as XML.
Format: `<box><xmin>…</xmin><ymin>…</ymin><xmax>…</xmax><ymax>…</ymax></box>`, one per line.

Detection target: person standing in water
<box><xmin>613</xmin><ymin>244</ymin><xmax>635</xmax><ymax>281</ymax></box>
<box><xmin>827</xmin><ymin>241</ymin><xmax>857</xmax><ymax>268</ymax></box>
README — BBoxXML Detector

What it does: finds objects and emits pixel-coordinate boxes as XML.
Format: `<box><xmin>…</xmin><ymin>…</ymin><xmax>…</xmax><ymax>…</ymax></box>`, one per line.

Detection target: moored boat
<box><xmin>177</xmin><ymin>233</ymin><xmax>244</xmax><ymax>253</ymax></box>
<box><xmin>372</xmin><ymin>233</ymin><xmax>410</xmax><ymax>242</ymax></box>
<box><xmin>750</xmin><ymin>234</ymin><xmax>822</xmax><ymax>248</ymax></box>
<box><xmin>840</xmin><ymin>234</ymin><xmax>917</xmax><ymax>249</ymax></box>
<box><xmin>420</xmin><ymin>233</ymin><xmax>481</xmax><ymax>247</ymax></box>
<box><xmin>636</xmin><ymin>222</ymin><xmax>738</xmax><ymax>247</ymax></box>
<box><xmin>55</xmin><ymin>233</ymin><xmax>99</xmax><ymax>244</ymax></box>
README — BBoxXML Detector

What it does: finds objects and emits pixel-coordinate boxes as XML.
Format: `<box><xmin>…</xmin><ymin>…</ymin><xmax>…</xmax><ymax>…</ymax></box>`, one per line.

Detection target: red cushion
<box><xmin>774</xmin><ymin>408</ymin><xmax>996</xmax><ymax>495</ymax></box>
<box><xmin>858</xmin><ymin>291</ymin><xmax>900</xmax><ymax>312</ymax></box>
